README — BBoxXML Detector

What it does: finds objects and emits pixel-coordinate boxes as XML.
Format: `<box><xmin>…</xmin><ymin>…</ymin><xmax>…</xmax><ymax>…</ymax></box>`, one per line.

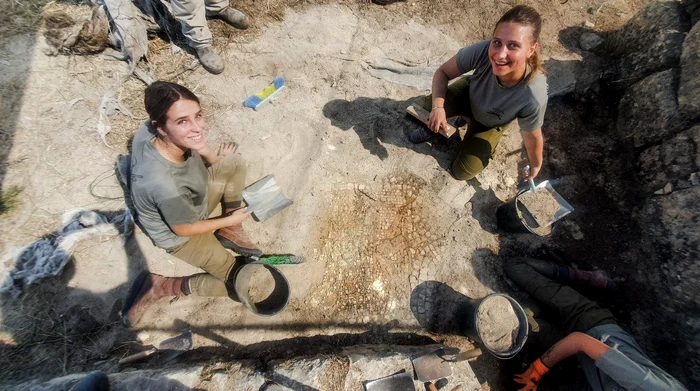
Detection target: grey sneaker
<box><xmin>215</xmin><ymin>7</ymin><xmax>249</xmax><ymax>30</ymax></box>
<box><xmin>408</xmin><ymin>126</ymin><xmax>436</xmax><ymax>144</ymax></box>
<box><xmin>196</xmin><ymin>47</ymin><xmax>224</xmax><ymax>74</ymax></box>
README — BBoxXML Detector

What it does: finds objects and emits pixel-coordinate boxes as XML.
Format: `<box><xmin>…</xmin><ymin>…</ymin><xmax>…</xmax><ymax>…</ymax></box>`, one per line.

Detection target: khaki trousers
<box><xmin>171</xmin><ymin>0</ymin><xmax>229</xmax><ymax>49</ymax></box>
<box><xmin>168</xmin><ymin>153</ymin><xmax>246</xmax><ymax>297</ymax></box>
<box><xmin>421</xmin><ymin>76</ymin><xmax>504</xmax><ymax>181</ymax></box>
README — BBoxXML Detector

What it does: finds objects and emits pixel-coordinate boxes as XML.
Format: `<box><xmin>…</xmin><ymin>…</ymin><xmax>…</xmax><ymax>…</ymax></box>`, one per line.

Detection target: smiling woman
<box><xmin>408</xmin><ymin>5</ymin><xmax>548</xmax><ymax>182</ymax></box>
<box><xmin>122</xmin><ymin>81</ymin><xmax>263</xmax><ymax>328</ymax></box>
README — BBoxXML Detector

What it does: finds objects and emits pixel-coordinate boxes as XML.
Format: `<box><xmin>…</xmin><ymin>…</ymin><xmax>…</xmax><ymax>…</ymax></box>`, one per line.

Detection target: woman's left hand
<box><xmin>218</xmin><ymin>142</ymin><xmax>238</xmax><ymax>156</ymax></box>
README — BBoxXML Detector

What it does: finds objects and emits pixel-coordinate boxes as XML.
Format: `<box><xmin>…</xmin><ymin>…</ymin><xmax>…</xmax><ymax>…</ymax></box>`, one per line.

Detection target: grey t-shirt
<box><xmin>455</xmin><ymin>40</ymin><xmax>548</xmax><ymax>131</ymax></box>
<box><xmin>130</xmin><ymin>122</ymin><xmax>209</xmax><ymax>249</ymax></box>
<box><xmin>581</xmin><ymin>324</ymin><xmax>687</xmax><ymax>391</ymax></box>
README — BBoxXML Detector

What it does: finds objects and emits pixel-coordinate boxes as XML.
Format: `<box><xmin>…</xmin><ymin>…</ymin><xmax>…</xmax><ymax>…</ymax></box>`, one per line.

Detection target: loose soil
<box><xmin>247</xmin><ymin>266</ymin><xmax>276</xmax><ymax>303</ymax></box>
<box><xmin>517</xmin><ymin>189</ymin><xmax>561</xmax><ymax>228</ymax></box>
<box><xmin>2</xmin><ymin>1</ymin><xmax>685</xmax><ymax>390</ymax></box>
<box><xmin>476</xmin><ymin>296</ymin><xmax>519</xmax><ymax>353</ymax></box>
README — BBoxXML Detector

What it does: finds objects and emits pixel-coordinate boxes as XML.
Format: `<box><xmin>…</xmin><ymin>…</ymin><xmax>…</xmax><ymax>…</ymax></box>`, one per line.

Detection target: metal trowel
<box><xmin>118</xmin><ymin>331</ymin><xmax>193</xmax><ymax>365</ymax></box>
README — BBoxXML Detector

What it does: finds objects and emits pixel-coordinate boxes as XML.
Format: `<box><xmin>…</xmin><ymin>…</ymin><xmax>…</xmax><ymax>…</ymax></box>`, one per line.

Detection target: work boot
<box><xmin>215</xmin><ymin>208</ymin><xmax>262</xmax><ymax>257</ymax></box>
<box><xmin>196</xmin><ymin>47</ymin><xmax>224</xmax><ymax>74</ymax></box>
<box><xmin>408</xmin><ymin>126</ymin><xmax>435</xmax><ymax>144</ymax></box>
<box><xmin>566</xmin><ymin>268</ymin><xmax>617</xmax><ymax>292</ymax></box>
<box><xmin>213</xmin><ymin>7</ymin><xmax>249</xmax><ymax>30</ymax></box>
<box><xmin>122</xmin><ymin>272</ymin><xmax>188</xmax><ymax>328</ymax></box>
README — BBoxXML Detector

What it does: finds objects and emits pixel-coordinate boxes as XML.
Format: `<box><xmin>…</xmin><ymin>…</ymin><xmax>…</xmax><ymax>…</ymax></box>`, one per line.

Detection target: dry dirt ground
<box><xmin>0</xmin><ymin>0</ymin><xmax>657</xmax><ymax>389</ymax></box>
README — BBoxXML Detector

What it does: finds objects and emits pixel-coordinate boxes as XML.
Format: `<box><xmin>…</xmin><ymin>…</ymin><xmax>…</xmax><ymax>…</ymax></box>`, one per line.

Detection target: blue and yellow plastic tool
<box><xmin>243</xmin><ymin>77</ymin><xmax>286</xmax><ymax>111</ymax></box>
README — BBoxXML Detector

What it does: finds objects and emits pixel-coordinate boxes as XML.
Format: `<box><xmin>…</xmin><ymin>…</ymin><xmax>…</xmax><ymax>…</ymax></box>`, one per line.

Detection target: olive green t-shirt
<box><xmin>456</xmin><ymin>40</ymin><xmax>548</xmax><ymax>131</ymax></box>
<box><xmin>130</xmin><ymin>122</ymin><xmax>209</xmax><ymax>249</ymax></box>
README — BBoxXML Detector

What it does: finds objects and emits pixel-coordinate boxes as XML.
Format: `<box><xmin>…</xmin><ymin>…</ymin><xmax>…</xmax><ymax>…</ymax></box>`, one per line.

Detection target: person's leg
<box><xmin>420</xmin><ymin>76</ymin><xmax>472</xmax><ymax>118</ymax></box>
<box><xmin>204</xmin><ymin>0</ymin><xmax>249</xmax><ymax>29</ymax></box>
<box><xmin>207</xmin><ymin>153</ymin><xmax>246</xmax><ymax>212</ymax></box>
<box><xmin>170</xmin><ymin>232</ymin><xmax>236</xmax><ymax>297</ymax></box>
<box><xmin>505</xmin><ymin>257</ymin><xmax>616</xmax><ymax>334</ymax></box>
<box><xmin>207</xmin><ymin>154</ymin><xmax>261</xmax><ymax>256</ymax></box>
<box><xmin>170</xmin><ymin>0</ymin><xmax>212</xmax><ymax>50</ymax></box>
<box><xmin>170</xmin><ymin>0</ymin><xmax>224</xmax><ymax>73</ymax></box>
<box><xmin>450</xmin><ymin>122</ymin><xmax>503</xmax><ymax>181</ymax></box>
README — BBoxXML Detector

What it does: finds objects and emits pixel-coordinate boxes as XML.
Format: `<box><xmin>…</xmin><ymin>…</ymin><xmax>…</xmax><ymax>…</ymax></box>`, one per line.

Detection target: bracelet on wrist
<box><xmin>432</xmin><ymin>106</ymin><xmax>444</xmax><ymax>111</ymax></box>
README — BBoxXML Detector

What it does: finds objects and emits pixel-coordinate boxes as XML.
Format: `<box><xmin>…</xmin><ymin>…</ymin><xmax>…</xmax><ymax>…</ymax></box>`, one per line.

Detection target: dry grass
<box><xmin>0</xmin><ymin>185</ymin><xmax>22</xmax><ymax>214</ymax></box>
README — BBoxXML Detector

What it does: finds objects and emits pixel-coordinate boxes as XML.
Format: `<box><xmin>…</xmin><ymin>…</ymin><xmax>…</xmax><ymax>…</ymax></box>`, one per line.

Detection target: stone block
<box><xmin>638</xmin><ymin>125</ymin><xmax>700</xmax><ymax>192</ymax></box>
<box><xmin>609</xmin><ymin>0</ymin><xmax>690</xmax><ymax>84</ymax></box>
<box><xmin>682</xmin><ymin>0</ymin><xmax>700</xmax><ymax>24</ymax></box>
<box><xmin>267</xmin><ymin>355</ymin><xmax>349</xmax><ymax>390</ymax></box>
<box><xmin>679</xmin><ymin>22</ymin><xmax>700</xmax><ymax>122</ymax></box>
<box><xmin>617</xmin><ymin>69</ymin><xmax>682</xmax><ymax>148</ymax></box>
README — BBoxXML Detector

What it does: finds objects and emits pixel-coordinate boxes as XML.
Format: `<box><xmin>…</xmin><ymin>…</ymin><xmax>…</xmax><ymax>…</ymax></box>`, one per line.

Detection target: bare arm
<box><xmin>515</xmin><ymin>332</ymin><xmax>610</xmax><ymax>390</ymax></box>
<box><xmin>521</xmin><ymin>129</ymin><xmax>544</xmax><ymax>180</ymax></box>
<box><xmin>540</xmin><ymin>332</ymin><xmax>611</xmax><ymax>368</ymax></box>
<box><xmin>171</xmin><ymin>208</ymin><xmax>251</xmax><ymax>237</ymax></box>
<box><xmin>428</xmin><ymin>55</ymin><xmax>464</xmax><ymax>133</ymax></box>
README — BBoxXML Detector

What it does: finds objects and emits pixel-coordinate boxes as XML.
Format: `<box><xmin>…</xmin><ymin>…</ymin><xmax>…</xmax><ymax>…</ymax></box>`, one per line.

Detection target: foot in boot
<box><xmin>571</xmin><ymin>269</ymin><xmax>617</xmax><ymax>291</ymax></box>
<box><xmin>215</xmin><ymin>223</ymin><xmax>262</xmax><ymax>257</ymax></box>
<box><xmin>122</xmin><ymin>272</ymin><xmax>185</xmax><ymax>328</ymax></box>
<box><xmin>196</xmin><ymin>47</ymin><xmax>224</xmax><ymax>74</ymax></box>
<box><xmin>215</xmin><ymin>7</ymin><xmax>249</xmax><ymax>29</ymax></box>
<box><xmin>408</xmin><ymin>126</ymin><xmax>435</xmax><ymax>144</ymax></box>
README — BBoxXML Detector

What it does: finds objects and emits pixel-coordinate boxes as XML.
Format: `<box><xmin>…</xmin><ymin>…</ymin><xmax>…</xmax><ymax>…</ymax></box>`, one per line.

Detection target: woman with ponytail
<box><xmin>409</xmin><ymin>5</ymin><xmax>548</xmax><ymax>182</ymax></box>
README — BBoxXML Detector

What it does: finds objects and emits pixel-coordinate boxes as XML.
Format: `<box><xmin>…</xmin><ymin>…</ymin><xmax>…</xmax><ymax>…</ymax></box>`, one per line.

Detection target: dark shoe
<box><xmin>408</xmin><ymin>126</ymin><xmax>436</xmax><ymax>144</ymax></box>
<box><xmin>196</xmin><ymin>47</ymin><xmax>224</xmax><ymax>74</ymax></box>
<box><xmin>122</xmin><ymin>273</ymin><xmax>186</xmax><ymax>328</ymax></box>
<box><xmin>215</xmin><ymin>224</ymin><xmax>262</xmax><ymax>257</ymax></box>
<box><xmin>215</xmin><ymin>7</ymin><xmax>249</xmax><ymax>29</ymax></box>
<box><xmin>569</xmin><ymin>268</ymin><xmax>617</xmax><ymax>291</ymax></box>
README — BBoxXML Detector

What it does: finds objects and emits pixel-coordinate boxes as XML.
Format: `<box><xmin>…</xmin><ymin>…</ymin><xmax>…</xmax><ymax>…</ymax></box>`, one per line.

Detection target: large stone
<box><xmin>609</xmin><ymin>0</ymin><xmax>690</xmax><ymax>84</ymax></box>
<box><xmin>579</xmin><ymin>31</ymin><xmax>604</xmax><ymax>51</ymax></box>
<box><xmin>641</xmin><ymin>186</ymin><xmax>700</xmax><ymax>306</ymax></box>
<box><xmin>678</xmin><ymin>22</ymin><xmax>700</xmax><ymax>122</ymax></box>
<box><xmin>682</xmin><ymin>0</ymin><xmax>700</xmax><ymax>24</ymax></box>
<box><xmin>266</xmin><ymin>355</ymin><xmax>349</xmax><ymax>390</ymax></box>
<box><xmin>638</xmin><ymin>125</ymin><xmax>700</xmax><ymax>192</ymax></box>
<box><xmin>617</xmin><ymin>69</ymin><xmax>682</xmax><ymax>148</ymax></box>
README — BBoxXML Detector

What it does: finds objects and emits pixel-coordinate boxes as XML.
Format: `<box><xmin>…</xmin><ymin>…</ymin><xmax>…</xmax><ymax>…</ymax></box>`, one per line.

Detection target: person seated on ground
<box><xmin>410</xmin><ymin>5</ymin><xmax>547</xmax><ymax>182</ymax></box>
<box><xmin>506</xmin><ymin>257</ymin><xmax>687</xmax><ymax>391</ymax></box>
<box><xmin>122</xmin><ymin>81</ymin><xmax>261</xmax><ymax>327</ymax></box>
<box><xmin>172</xmin><ymin>0</ymin><xmax>249</xmax><ymax>74</ymax></box>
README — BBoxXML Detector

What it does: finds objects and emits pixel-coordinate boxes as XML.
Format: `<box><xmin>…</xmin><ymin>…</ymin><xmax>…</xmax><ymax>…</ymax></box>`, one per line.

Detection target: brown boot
<box><xmin>122</xmin><ymin>272</ymin><xmax>187</xmax><ymax>328</ymax></box>
<box><xmin>215</xmin><ymin>208</ymin><xmax>262</xmax><ymax>257</ymax></box>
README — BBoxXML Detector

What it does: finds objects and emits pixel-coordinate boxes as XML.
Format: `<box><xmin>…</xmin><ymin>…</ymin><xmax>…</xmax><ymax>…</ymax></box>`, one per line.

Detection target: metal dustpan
<box><xmin>517</xmin><ymin>180</ymin><xmax>574</xmax><ymax>229</ymax></box>
<box><xmin>242</xmin><ymin>175</ymin><xmax>293</xmax><ymax>222</ymax></box>
<box><xmin>411</xmin><ymin>348</ymin><xmax>452</xmax><ymax>382</ymax></box>
<box><xmin>364</xmin><ymin>371</ymin><xmax>414</xmax><ymax>391</ymax></box>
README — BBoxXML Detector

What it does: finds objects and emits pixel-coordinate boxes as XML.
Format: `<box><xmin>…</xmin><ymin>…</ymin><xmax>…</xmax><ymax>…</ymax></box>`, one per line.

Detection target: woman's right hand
<box><xmin>225</xmin><ymin>207</ymin><xmax>252</xmax><ymax>226</ymax></box>
<box><xmin>428</xmin><ymin>107</ymin><xmax>448</xmax><ymax>134</ymax></box>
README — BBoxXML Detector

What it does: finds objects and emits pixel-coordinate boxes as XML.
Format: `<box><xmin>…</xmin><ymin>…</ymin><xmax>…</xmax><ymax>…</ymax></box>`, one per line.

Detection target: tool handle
<box><xmin>426</xmin><ymin>382</ymin><xmax>438</xmax><ymax>391</ymax></box>
<box><xmin>528</xmin><ymin>179</ymin><xmax>537</xmax><ymax>193</ymax></box>
<box><xmin>118</xmin><ymin>348</ymin><xmax>157</xmax><ymax>365</ymax></box>
<box><xmin>452</xmin><ymin>348</ymin><xmax>482</xmax><ymax>362</ymax></box>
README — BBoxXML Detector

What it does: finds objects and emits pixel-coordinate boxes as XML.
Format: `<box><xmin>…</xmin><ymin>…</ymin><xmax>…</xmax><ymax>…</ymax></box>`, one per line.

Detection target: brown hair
<box><xmin>496</xmin><ymin>5</ymin><xmax>546</xmax><ymax>85</ymax></box>
<box><xmin>144</xmin><ymin>81</ymin><xmax>200</xmax><ymax>127</ymax></box>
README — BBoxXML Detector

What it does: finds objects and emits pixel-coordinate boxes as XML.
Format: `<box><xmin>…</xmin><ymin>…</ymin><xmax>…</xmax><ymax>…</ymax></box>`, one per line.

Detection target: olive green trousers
<box><xmin>421</xmin><ymin>77</ymin><xmax>504</xmax><ymax>180</ymax></box>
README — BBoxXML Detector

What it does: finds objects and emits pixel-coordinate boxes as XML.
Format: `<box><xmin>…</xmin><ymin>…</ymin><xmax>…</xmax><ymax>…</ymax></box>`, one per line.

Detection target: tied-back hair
<box><xmin>496</xmin><ymin>5</ymin><xmax>546</xmax><ymax>85</ymax></box>
<box><xmin>144</xmin><ymin>81</ymin><xmax>200</xmax><ymax>127</ymax></box>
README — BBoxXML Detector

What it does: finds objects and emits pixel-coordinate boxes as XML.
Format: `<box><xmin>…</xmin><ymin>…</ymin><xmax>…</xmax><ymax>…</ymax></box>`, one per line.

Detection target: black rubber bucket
<box><xmin>496</xmin><ymin>189</ymin><xmax>552</xmax><ymax>236</ymax></box>
<box><xmin>465</xmin><ymin>293</ymin><xmax>529</xmax><ymax>359</ymax></box>
<box><xmin>233</xmin><ymin>264</ymin><xmax>290</xmax><ymax>316</ymax></box>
